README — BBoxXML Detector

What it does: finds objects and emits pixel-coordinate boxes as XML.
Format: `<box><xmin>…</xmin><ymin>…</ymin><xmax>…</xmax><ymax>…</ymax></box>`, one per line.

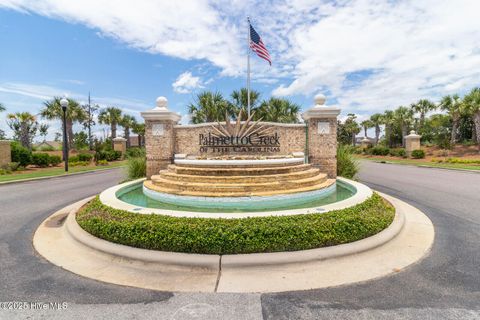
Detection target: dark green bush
<box><xmin>371</xmin><ymin>146</ymin><xmax>390</xmax><ymax>156</ymax></box>
<box><xmin>11</xmin><ymin>141</ymin><xmax>32</xmax><ymax>166</ymax></box>
<box><xmin>126</xmin><ymin>147</ymin><xmax>145</xmax><ymax>159</ymax></box>
<box><xmin>68</xmin><ymin>156</ymin><xmax>79</xmax><ymax>163</ymax></box>
<box><xmin>127</xmin><ymin>156</ymin><xmax>146</xmax><ymax>179</ymax></box>
<box><xmin>48</xmin><ymin>155</ymin><xmax>62</xmax><ymax>166</ymax></box>
<box><xmin>32</xmin><ymin>153</ymin><xmax>50</xmax><ymax>167</ymax></box>
<box><xmin>78</xmin><ymin>153</ymin><xmax>94</xmax><ymax>162</ymax></box>
<box><xmin>389</xmin><ymin>148</ymin><xmax>406</xmax><ymax>158</ymax></box>
<box><xmin>95</xmin><ymin>150</ymin><xmax>122</xmax><ymax>162</ymax></box>
<box><xmin>337</xmin><ymin>144</ymin><xmax>358</xmax><ymax>179</ymax></box>
<box><xmin>77</xmin><ymin>193</ymin><xmax>394</xmax><ymax>254</ymax></box>
<box><xmin>411</xmin><ymin>149</ymin><xmax>425</xmax><ymax>159</ymax></box>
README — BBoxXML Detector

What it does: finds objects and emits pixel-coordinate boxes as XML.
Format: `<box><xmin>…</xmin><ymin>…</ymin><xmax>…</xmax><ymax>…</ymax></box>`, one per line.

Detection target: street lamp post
<box><xmin>60</xmin><ymin>97</ymin><xmax>69</xmax><ymax>172</ymax></box>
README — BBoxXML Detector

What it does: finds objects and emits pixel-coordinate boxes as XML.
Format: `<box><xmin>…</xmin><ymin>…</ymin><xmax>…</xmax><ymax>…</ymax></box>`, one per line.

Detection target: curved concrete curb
<box><xmin>99</xmin><ymin>177</ymin><xmax>373</xmax><ymax>218</ymax></box>
<box><xmin>33</xmin><ymin>192</ymin><xmax>433</xmax><ymax>292</ymax></box>
<box><xmin>65</xmin><ymin>197</ymin><xmax>404</xmax><ymax>267</ymax></box>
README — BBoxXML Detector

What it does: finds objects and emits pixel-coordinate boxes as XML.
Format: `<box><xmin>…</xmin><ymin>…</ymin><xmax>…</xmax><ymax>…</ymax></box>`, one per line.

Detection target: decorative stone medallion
<box><xmin>317</xmin><ymin>121</ymin><xmax>330</xmax><ymax>135</ymax></box>
<box><xmin>152</xmin><ymin>123</ymin><xmax>164</xmax><ymax>136</ymax></box>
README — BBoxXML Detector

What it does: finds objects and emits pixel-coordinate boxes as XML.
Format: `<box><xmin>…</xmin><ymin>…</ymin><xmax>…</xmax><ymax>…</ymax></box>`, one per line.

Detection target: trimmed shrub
<box><xmin>77</xmin><ymin>193</ymin><xmax>394</xmax><ymax>254</ymax></box>
<box><xmin>127</xmin><ymin>156</ymin><xmax>146</xmax><ymax>179</ymax></box>
<box><xmin>11</xmin><ymin>141</ymin><xmax>32</xmax><ymax>167</ymax></box>
<box><xmin>95</xmin><ymin>150</ymin><xmax>122</xmax><ymax>162</ymax></box>
<box><xmin>78</xmin><ymin>153</ymin><xmax>94</xmax><ymax>162</ymax></box>
<box><xmin>1</xmin><ymin>162</ymin><xmax>20</xmax><ymax>172</ymax></box>
<box><xmin>32</xmin><ymin>153</ymin><xmax>50</xmax><ymax>167</ymax></box>
<box><xmin>371</xmin><ymin>146</ymin><xmax>390</xmax><ymax>156</ymax></box>
<box><xmin>48</xmin><ymin>155</ymin><xmax>62</xmax><ymax>166</ymax></box>
<box><xmin>68</xmin><ymin>156</ymin><xmax>79</xmax><ymax>163</ymax></box>
<box><xmin>96</xmin><ymin>159</ymin><xmax>109</xmax><ymax>166</ymax></box>
<box><xmin>38</xmin><ymin>145</ymin><xmax>55</xmax><ymax>151</ymax></box>
<box><xmin>389</xmin><ymin>148</ymin><xmax>406</xmax><ymax>158</ymax></box>
<box><xmin>337</xmin><ymin>144</ymin><xmax>358</xmax><ymax>179</ymax></box>
<box><xmin>411</xmin><ymin>149</ymin><xmax>425</xmax><ymax>159</ymax></box>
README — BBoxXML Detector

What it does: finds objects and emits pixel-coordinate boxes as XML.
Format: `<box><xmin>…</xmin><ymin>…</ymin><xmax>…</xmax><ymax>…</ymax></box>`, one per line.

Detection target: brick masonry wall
<box><xmin>0</xmin><ymin>140</ymin><xmax>11</xmax><ymax>166</ymax></box>
<box><xmin>145</xmin><ymin>120</ymin><xmax>176</xmax><ymax>178</ymax></box>
<box><xmin>307</xmin><ymin>118</ymin><xmax>338</xmax><ymax>178</ymax></box>
<box><xmin>175</xmin><ymin>124</ymin><xmax>307</xmax><ymax>156</ymax></box>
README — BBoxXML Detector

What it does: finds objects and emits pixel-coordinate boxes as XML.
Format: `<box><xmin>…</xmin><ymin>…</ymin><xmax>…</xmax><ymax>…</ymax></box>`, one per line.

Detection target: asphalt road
<box><xmin>0</xmin><ymin>163</ymin><xmax>479</xmax><ymax>319</ymax></box>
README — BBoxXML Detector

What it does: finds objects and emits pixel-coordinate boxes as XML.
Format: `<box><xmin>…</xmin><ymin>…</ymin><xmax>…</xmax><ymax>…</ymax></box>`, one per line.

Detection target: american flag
<box><xmin>249</xmin><ymin>23</ymin><xmax>271</xmax><ymax>65</ymax></box>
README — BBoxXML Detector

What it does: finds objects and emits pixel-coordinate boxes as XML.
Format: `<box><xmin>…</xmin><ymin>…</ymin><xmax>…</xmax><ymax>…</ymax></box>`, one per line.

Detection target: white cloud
<box><xmin>172</xmin><ymin>71</ymin><xmax>203</xmax><ymax>94</ymax></box>
<box><xmin>2</xmin><ymin>0</ymin><xmax>480</xmax><ymax>116</ymax></box>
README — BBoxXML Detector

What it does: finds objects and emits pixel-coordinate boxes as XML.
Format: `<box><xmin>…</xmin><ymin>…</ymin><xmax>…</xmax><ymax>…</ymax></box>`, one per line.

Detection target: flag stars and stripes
<box><xmin>249</xmin><ymin>24</ymin><xmax>271</xmax><ymax>65</ymax></box>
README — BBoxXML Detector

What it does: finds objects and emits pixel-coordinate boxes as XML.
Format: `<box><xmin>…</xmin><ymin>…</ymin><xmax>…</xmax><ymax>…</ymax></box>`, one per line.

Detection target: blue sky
<box><xmin>1</xmin><ymin>1</ymin><xmax>480</xmax><ymax>140</ymax></box>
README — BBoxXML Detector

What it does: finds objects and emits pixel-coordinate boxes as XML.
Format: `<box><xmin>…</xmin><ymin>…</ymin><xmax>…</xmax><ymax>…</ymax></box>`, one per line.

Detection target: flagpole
<box><xmin>247</xmin><ymin>16</ymin><xmax>251</xmax><ymax>118</ymax></box>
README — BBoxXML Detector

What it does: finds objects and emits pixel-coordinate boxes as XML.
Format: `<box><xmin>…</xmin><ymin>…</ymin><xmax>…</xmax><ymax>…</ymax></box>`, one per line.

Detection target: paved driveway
<box><xmin>0</xmin><ymin>163</ymin><xmax>479</xmax><ymax>319</ymax></box>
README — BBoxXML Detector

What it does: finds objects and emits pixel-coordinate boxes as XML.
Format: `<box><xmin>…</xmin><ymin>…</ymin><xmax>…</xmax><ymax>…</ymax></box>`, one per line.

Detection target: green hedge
<box><xmin>76</xmin><ymin>193</ymin><xmax>394</xmax><ymax>254</ymax></box>
<box><xmin>411</xmin><ymin>149</ymin><xmax>425</xmax><ymax>159</ymax></box>
<box><xmin>11</xmin><ymin>141</ymin><xmax>32</xmax><ymax>166</ymax></box>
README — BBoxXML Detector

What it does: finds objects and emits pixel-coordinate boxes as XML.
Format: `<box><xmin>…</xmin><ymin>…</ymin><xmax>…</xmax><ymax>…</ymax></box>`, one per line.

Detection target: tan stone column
<box><xmin>302</xmin><ymin>94</ymin><xmax>341</xmax><ymax>178</ymax></box>
<box><xmin>112</xmin><ymin>137</ymin><xmax>127</xmax><ymax>158</ymax></box>
<box><xmin>0</xmin><ymin>140</ymin><xmax>12</xmax><ymax>167</ymax></box>
<box><xmin>405</xmin><ymin>130</ymin><xmax>421</xmax><ymax>157</ymax></box>
<box><xmin>141</xmin><ymin>97</ymin><xmax>181</xmax><ymax>179</ymax></box>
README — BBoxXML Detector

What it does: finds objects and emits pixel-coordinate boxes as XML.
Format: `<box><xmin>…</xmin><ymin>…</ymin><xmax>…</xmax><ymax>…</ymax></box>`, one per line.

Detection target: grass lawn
<box><xmin>0</xmin><ymin>160</ymin><xmax>127</xmax><ymax>183</ymax></box>
<box><xmin>357</xmin><ymin>156</ymin><xmax>480</xmax><ymax>171</ymax></box>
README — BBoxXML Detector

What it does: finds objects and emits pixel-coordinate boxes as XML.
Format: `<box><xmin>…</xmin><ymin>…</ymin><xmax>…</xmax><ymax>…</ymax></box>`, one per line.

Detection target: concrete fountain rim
<box><xmin>99</xmin><ymin>177</ymin><xmax>373</xmax><ymax>219</ymax></box>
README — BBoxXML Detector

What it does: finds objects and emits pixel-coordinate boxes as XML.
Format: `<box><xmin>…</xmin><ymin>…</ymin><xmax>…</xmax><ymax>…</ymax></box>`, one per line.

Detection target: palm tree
<box><xmin>229</xmin><ymin>88</ymin><xmax>261</xmax><ymax>120</ymax></box>
<box><xmin>370</xmin><ymin>113</ymin><xmax>383</xmax><ymax>145</ymax></box>
<box><xmin>439</xmin><ymin>94</ymin><xmax>464</xmax><ymax>145</ymax></box>
<box><xmin>256</xmin><ymin>98</ymin><xmax>300</xmax><ymax>123</ymax></box>
<box><xmin>132</xmin><ymin>122</ymin><xmax>145</xmax><ymax>147</ymax></box>
<box><xmin>410</xmin><ymin>99</ymin><xmax>436</xmax><ymax>133</ymax></box>
<box><xmin>463</xmin><ymin>87</ymin><xmax>480</xmax><ymax>149</ymax></box>
<box><xmin>360</xmin><ymin>119</ymin><xmax>373</xmax><ymax>138</ymax></box>
<box><xmin>394</xmin><ymin>106</ymin><xmax>414</xmax><ymax>147</ymax></box>
<box><xmin>98</xmin><ymin>107</ymin><xmax>123</xmax><ymax>139</ymax></box>
<box><xmin>6</xmin><ymin>112</ymin><xmax>39</xmax><ymax>149</ymax></box>
<box><xmin>39</xmin><ymin>123</ymin><xmax>49</xmax><ymax>142</ymax></box>
<box><xmin>188</xmin><ymin>91</ymin><xmax>230</xmax><ymax>124</ymax></box>
<box><xmin>120</xmin><ymin>114</ymin><xmax>137</xmax><ymax>148</ymax></box>
<box><xmin>344</xmin><ymin>113</ymin><xmax>361</xmax><ymax>146</ymax></box>
<box><xmin>41</xmin><ymin>97</ymin><xmax>86</xmax><ymax>148</ymax></box>
<box><xmin>382</xmin><ymin>110</ymin><xmax>395</xmax><ymax>147</ymax></box>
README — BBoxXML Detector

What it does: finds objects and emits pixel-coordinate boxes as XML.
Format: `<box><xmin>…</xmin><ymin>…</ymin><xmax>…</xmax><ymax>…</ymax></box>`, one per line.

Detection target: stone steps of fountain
<box><xmin>143</xmin><ymin>178</ymin><xmax>336</xmax><ymax>198</ymax></box>
<box><xmin>155</xmin><ymin>168</ymin><xmax>321</xmax><ymax>183</ymax></box>
<box><xmin>168</xmin><ymin>163</ymin><xmax>312</xmax><ymax>176</ymax></box>
<box><xmin>150</xmin><ymin>173</ymin><xmax>328</xmax><ymax>193</ymax></box>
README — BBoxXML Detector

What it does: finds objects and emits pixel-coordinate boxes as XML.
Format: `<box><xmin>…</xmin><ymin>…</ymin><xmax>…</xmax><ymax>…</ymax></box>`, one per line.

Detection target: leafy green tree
<box><xmin>73</xmin><ymin>131</ymin><xmax>89</xmax><ymax>150</ymax></box>
<box><xmin>120</xmin><ymin>114</ymin><xmax>137</xmax><ymax>148</ymax></box>
<box><xmin>41</xmin><ymin>97</ymin><xmax>86</xmax><ymax>148</ymax></box>
<box><xmin>394</xmin><ymin>106</ymin><xmax>414</xmax><ymax>147</ymax></box>
<box><xmin>256</xmin><ymin>98</ymin><xmax>300</xmax><ymax>123</ymax></box>
<box><xmin>39</xmin><ymin>123</ymin><xmax>49</xmax><ymax>142</ymax></box>
<box><xmin>410</xmin><ymin>99</ymin><xmax>436</xmax><ymax>133</ymax></box>
<box><xmin>439</xmin><ymin>94</ymin><xmax>464</xmax><ymax>145</ymax></box>
<box><xmin>188</xmin><ymin>91</ymin><xmax>230</xmax><ymax>124</ymax></box>
<box><xmin>369</xmin><ymin>113</ymin><xmax>383</xmax><ymax>145</ymax></box>
<box><xmin>463</xmin><ymin>87</ymin><xmax>480</xmax><ymax>148</ymax></box>
<box><xmin>7</xmin><ymin>112</ymin><xmax>39</xmax><ymax>149</ymax></box>
<box><xmin>132</xmin><ymin>122</ymin><xmax>145</xmax><ymax>147</ymax></box>
<box><xmin>98</xmin><ymin>107</ymin><xmax>122</xmax><ymax>139</ymax></box>
<box><xmin>360</xmin><ymin>119</ymin><xmax>373</xmax><ymax>138</ymax></box>
<box><xmin>229</xmin><ymin>88</ymin><xmax>261</xmax><ymax>119</ymax></box>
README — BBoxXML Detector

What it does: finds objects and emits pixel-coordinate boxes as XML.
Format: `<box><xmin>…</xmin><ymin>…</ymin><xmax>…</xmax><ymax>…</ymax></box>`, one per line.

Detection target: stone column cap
<box><xmin>302</xmin><ymin>94</ymin><xmax>341</xmax><ymax>120</ymax></box>
<box><xmin>405</xmin><ymin>130</ymin><xmax>421</xmax><ymax>139</ymax></box>
<box><xmin>112</xmin><ymin>137</ymin><xmax>127</xmax><ymax>142</ymax></box>
<box><xmin>141</xmin><ymin>96</ymin><xmax>181</xmax><ymax>122</ymax></box>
